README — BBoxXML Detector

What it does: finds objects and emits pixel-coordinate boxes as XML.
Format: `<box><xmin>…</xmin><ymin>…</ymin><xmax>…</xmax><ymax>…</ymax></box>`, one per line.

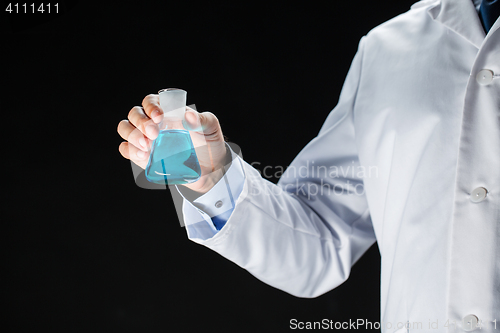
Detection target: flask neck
<box><xmin>159</xmin><ymin>117</ymin><xmax>184</xmax><ymax>131</ymax></box>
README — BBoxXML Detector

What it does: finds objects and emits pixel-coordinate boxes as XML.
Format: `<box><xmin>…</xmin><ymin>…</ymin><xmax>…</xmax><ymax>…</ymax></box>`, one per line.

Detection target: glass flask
<box><xmin>145</xmin><ymin>88</ymin><xmax>201</xmax><ymax>185</ymax></box>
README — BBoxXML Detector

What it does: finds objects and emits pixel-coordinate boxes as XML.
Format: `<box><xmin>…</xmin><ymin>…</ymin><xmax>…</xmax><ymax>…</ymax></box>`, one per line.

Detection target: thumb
<box><xmin>183</xmin><ymin>109</ymin><xmax>222</xmax><ymax>140</ymax></box>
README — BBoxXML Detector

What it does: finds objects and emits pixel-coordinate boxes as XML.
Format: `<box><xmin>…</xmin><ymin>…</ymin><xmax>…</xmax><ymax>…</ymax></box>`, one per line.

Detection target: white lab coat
<box><xmin>181</xmin><ymin>0</ymin><xmax>500</xmax><ymax>331</ymax></box>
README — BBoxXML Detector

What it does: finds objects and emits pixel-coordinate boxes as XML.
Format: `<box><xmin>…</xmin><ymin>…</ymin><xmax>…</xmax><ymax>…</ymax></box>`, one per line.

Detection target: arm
<box><xmin>181</xmin><ymin>37</ymin><xmax>376</xmax><ymax>298</ymax></box>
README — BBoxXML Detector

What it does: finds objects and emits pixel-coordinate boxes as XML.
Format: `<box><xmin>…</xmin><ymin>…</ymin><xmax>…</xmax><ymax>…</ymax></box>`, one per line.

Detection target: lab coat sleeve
<box><xmin>184</xmin><ymin>37</ymin><xmax>376</xmax><ymax>298</ymax></box>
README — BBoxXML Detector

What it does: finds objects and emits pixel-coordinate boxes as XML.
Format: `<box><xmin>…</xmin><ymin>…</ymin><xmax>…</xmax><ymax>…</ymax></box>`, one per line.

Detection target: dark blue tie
<box><xmin>479</xmin><ymin>0</ymin><xmax>500</xmax><ymax>32</ymax></box>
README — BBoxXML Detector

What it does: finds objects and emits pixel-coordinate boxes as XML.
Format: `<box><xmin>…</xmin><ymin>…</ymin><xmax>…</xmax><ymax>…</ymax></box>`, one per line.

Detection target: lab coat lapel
<box><xmin>427</xmin><ymin>0</ymin><xmax>486</xmax><ymax>48</ymax></box>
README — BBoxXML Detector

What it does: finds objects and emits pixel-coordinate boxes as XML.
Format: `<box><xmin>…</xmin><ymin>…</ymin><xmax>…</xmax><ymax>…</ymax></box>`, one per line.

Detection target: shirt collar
<box><xmin>427</xmin><ymin>0</ymin><xmax>486</xmax><ymax>48</ymax></box>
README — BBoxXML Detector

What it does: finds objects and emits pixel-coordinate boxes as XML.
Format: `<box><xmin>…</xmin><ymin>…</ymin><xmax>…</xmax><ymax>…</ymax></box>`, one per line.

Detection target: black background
<box><xmin>3</xmin><ymin>1</ymin><xmax>416</xmax><ymax>332</ymax></box>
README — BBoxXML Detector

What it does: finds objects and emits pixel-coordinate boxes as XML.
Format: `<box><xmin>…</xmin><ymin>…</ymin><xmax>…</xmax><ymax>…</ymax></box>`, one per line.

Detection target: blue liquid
<box><xmin>145</xmin><ymin>129</ymin><xmax>201</xmax><ymax>185</ymax></box>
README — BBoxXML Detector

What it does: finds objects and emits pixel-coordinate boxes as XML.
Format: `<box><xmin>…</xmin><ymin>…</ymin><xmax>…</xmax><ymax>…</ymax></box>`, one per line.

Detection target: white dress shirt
<box><xmin>177</xmin><ymin>0</ymin><xmax>499</xmax><ymax>331</ymax></box>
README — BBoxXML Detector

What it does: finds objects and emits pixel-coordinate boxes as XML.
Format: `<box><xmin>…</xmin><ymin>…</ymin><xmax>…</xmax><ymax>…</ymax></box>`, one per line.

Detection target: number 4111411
<box><xmin>5</xmin><ymin>3</ymin><xmax>59</xmax><ymax>13</ymax></box>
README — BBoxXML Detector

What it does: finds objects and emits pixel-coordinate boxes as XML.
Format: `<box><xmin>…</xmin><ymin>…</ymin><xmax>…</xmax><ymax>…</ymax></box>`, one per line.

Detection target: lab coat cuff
<box><xmin>175</xmin><ymin>143</ymin><xmax>245</xmax><ymax>240</ymax></box>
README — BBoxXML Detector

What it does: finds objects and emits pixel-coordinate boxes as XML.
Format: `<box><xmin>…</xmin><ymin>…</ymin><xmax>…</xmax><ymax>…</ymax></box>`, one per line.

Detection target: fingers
<box><xmin>118</xmin><ymin>141</ymin><xmax>149</xmax><ymax>168</ymax></box>
<box><xmin>142</xmin><ymin>94</ymin><xmax>163</xmax><ymax>124</ymax></box>
<box><xmin>117</xmin><ymin>120</ymin><xmax>150</xmax><ymax>152</ymax></box>
<box><xmin>183</xmin><ymin>108</ymin><xmax>223</xmax><ymax>141</ymax></box>
<box><xmin>127</xmin><ymin>106</ymin><xmax>159</xmax><ymax>140</ymax></box>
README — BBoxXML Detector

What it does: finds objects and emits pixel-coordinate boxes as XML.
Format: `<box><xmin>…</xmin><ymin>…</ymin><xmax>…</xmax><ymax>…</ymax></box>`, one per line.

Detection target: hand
<box><xmin>117</xmin><ymin>93</ymin><xmax>230</xmax><ymax>194</ymax></box>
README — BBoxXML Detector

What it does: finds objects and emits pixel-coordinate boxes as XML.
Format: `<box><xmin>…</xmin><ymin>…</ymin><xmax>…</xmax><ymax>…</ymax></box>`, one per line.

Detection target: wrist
<box><xmin>180</xmin><ymin>143</ymin><xmax>232</xmax><ymax>197</ymax></box>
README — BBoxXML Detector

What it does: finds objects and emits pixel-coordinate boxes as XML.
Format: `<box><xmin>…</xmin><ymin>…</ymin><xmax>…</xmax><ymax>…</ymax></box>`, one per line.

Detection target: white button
<box><xmin>215</xmin><ymin>200</ymin><xmax>223</xmax><ymax>208</ymax></box>
<box><xmin>476</xmin><ymin>69</ymin><xmax>493</xmax><ymax>85</ymax></box>
<box><xmin>462</xmin><ymin>314</ymin><xmax>479</xmax><ymax>331</ymax></box>
<box><xmin>470</xmin><ymin>187</ymin><xmax>488</xmax><ymax>203</ymax></box>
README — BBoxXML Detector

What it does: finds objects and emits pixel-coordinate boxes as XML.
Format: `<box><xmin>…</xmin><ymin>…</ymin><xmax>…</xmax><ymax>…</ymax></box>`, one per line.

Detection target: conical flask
<box><xmin>145</xmin><ymin>88</ymin><xmax>201</xmax><ymax>185</ymax></box>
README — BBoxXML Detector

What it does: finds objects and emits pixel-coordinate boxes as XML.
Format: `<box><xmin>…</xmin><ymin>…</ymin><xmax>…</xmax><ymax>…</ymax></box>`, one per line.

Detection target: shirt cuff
<box><xmin>192</xmin><ymin>158</ymin><xmax>244</xmax><ymax>217</ymax></box>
